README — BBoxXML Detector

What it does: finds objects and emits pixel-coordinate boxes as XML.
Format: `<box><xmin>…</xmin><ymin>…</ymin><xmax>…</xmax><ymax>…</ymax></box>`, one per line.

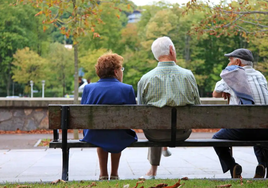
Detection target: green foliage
<box><xmin>3</xmin><ymin>0</ymin><xmax>268</xmax><ymax>97</ymax></box>
<box><xmin>46</xmin><ymin>43</ymin><xmax>74</xmax><ymax>97</ymax></box>
<box><xmin>78</xmin><ymin>2</ymin><xmax>131</xmax><ymax>55</ymax></box>
<box><xmin>120</xmin><ymin>24</ymin><xmax>140</xmax><ymax>52</ymax></box>
<box><xmin>11</xmin><ymin>47</ymin><xmax>48</xmax><ymax>94</ymax></box>
<box><xmin>0</xmin><ymin>0</ymin><xmax>50</xmax><ymax>96</ymax></box>
<box><xmin>79</xmin><ymin>48</ymin><xmax>109</xmax><ymax>83</ymax></box>
<box><xmin>123</xmin><ymin>49</ymin><xmax>154</xmax><ymax>91</ymax></box>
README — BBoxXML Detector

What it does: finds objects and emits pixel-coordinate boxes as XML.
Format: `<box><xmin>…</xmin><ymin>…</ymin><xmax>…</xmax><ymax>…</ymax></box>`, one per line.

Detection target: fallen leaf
<box><xmin>123</xmin><ymin>184</ymin><xmax>130</xmax><ymax>188</ymax></box>
<box><xmin>132</xmin><ymin>181</ymin><xmax>144</xmax><ymax>188</ymax></box>
<box><xmin>150</xmin><ymin>183</ymin><xmax>168</xmax><ymax>188</ymax></box>
<box><xmin>51</xmin><ymin>179</ymin><xmax>66</xmax><ymax>184</ymax></box>
<box><xmin>216</xmin><ymin>184</ymin><xmax>232</xmax><ymax>188</ymax></box>
<box><xmin>246</xmin><ymin>180</ymin><xmax>252</xmax><ymax>183</ymax></box>
<box><xmin>91</xmin><ymin>182</ymin><xmax>96</xmax><ymax>186</ymax></box>
<box><xmin>165</xmin><ymin>180</ymin><xmax>183</xmax><ymax>188</ymax></box>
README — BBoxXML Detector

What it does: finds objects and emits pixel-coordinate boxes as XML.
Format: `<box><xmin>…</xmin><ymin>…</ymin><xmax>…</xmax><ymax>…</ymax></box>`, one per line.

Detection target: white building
<box><xmin>128</xmin><ymin>10</ymin><xmax>142</xmax><ymax>23</ymax></box>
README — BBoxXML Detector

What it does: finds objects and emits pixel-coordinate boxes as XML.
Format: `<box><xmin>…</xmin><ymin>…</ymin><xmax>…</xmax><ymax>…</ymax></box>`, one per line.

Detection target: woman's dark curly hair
<box><xmin>95</xmin><ymin>52</ymin><xmax>123</xmax><ymax>78</ymax></box>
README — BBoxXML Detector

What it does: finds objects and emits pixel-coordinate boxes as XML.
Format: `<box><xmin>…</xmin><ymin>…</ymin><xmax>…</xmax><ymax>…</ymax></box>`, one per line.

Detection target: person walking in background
<box><xmin>80</xmin><ymin>52</ymin><xmax>137</xmax><ymax>180</ymax></box>
<box><xmin>137</xmin><ymin>36</ymin><xmax>201</xmax><ymax>179</ymax></box>
<box><xmin>212</xmin><ymin>48</ymin><xmax>268</xmax><ymax>178</ymax></box>
<box><xmin>162</xmin><ymin>147</ymin><xmax>172</xmax><ymax>157</ymax></box>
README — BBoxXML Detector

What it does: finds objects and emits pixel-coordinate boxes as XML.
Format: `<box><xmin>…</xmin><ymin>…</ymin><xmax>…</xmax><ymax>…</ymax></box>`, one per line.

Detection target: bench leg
<box><xmin>262</xmin><ymin>147</ymin><xmax>268</xmax><ymax>178</ymax></box>
<box><xmin>62</xmin><ymin>147</ymin><xmax>69</xmax><ymax>181</ymax></box>
<box><xmin>60</xmin><ymin>106</ymin><xmax>69</xmax><ymax>181</ymax></box>
<box><xmin>53</xmin><ymin>129</ymin><xmax>59</xmax><ymax>142</ymax></box>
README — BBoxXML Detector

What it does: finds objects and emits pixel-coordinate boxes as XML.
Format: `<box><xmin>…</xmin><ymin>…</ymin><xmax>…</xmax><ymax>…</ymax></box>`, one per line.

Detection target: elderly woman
<box><xmin>80</xmin><ymin>53</ymin><xmax>137</xmax><ymax>181</ymax></box>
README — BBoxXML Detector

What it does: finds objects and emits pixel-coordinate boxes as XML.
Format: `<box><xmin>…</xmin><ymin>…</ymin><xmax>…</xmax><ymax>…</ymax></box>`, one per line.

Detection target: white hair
<box><xmin>151</xmin><ymin>36</ymin><xmax>175</xmax><ymax>61</ymax></box>
<box><xmin>233</xmin><ymin>57</ymin><xmax>253</xmax><ymax>66</ymax></box>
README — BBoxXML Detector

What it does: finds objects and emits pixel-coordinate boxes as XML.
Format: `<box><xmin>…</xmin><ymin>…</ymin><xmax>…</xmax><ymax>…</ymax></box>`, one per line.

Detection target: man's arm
<box><xmin>212</xmin><ymin>90</ymin><xmax>222</xmax><ymax>98</ymax></box>
<box><xmin>137</xmin><ymin>80</ymin><xmax>143</xmax><ymax>105</ymax></box>
<box><xmin>213</xmin><ymin>90</ymin><xmax>230</xmax><ymax>101</ymax></box>
<box><xmin>188</xmin><ymin>72</ymin><xmax>201</xmax><ymax>104</ymax></box>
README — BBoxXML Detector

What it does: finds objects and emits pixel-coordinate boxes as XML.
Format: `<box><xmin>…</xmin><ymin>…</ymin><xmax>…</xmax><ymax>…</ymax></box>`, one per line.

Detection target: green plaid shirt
<box><xmin>137</xmin><ymin>61</ymin><xmax>201</xmax><ymax>107</ymax></box>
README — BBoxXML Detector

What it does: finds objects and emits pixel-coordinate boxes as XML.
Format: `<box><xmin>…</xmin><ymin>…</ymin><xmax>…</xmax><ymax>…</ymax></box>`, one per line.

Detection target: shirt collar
<box><xmin>98</xmin><ymin>78</ymin><xmax>119</xmax><ymax>82</ymax></box>
<box><xmin>157</xmin><ymin>61</ymin><xmax>176</xmax><ymax>67</ymax></box>
<box><xmin>243</xmin><ymin>66</ymin><xmax>253</xmax><ymax>69</ymax></box>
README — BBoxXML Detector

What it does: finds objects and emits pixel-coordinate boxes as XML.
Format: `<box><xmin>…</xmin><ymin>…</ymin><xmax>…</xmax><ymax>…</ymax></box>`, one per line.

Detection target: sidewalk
<box><xmin>0</xmin><ymin>133</ymin><xmax>258</xmax><ymax>183</ymax></box>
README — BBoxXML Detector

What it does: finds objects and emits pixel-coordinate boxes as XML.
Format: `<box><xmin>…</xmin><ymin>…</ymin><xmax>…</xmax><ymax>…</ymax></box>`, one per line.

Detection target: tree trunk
<box><xmin>184</xmin><ymin>34</ymin><xmax>190</xmax><ymax>62</ymax></box>
<box><xmin>6</xmin><ymin>63</ymin><xmax>11</xmax><ymax>96</ymax></box>
<box><xmin>73</xmin><ymin>43</ymin><xmax>79</xmax><ymax>139</ymax></box>
<box><xmin>72</xmin><ymin>0</ymin><xmax>79</xmax><ymax>139</ymax></box>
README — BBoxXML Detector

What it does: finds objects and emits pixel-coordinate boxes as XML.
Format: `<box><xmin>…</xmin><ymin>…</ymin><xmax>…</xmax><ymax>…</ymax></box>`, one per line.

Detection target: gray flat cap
<box><xmin>224</xmin><ymin>48</ymin><xmax>254</xmax><ymax>62</ymax></box>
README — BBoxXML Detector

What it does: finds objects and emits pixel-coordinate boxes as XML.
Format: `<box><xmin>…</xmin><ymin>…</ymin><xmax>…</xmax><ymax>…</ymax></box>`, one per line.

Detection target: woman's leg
<box><xmin>110</xmin><ymin>152</ymin><xmax>121</xmax><ymax>177</ymax></box>
<box><xmin>97</xmin><ymin>147</ymin><xmax>109</xmax><ymax>177</ymax></box>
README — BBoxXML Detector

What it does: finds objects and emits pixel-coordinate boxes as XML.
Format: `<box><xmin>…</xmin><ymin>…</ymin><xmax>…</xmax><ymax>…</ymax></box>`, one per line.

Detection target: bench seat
<box><xmin>48</xmin><ymin>104</ymin><xmax>268</xmax><ymax>181</ymax></box>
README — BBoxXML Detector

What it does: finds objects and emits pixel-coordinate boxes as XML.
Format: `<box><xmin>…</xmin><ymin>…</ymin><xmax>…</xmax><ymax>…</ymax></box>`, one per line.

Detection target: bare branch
<box><xmin>223</xmin><ymin>14</ymin><xmax>243</xmax><ymax>28</ymax></box>
<box><xmin>223</xmin><ymin>10</ymin><xmax>268</xmax><ymax>15</ymax></box>
<box><xmin>237</xmin><ymin>25</ymin><xmax>249</xmax><ymax>33</ymax></box>
<box><xmin>240</xmin><ymin>19</ymin><xmax>268</xmax><ymax>28</ymax></box>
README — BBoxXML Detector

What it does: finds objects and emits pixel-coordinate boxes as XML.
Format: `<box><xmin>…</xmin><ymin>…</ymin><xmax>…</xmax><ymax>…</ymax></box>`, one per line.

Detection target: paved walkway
<box><xmin>0</xmin><ymin>133</ymin><xmax>259</xmax><ymax>183</ymax></box>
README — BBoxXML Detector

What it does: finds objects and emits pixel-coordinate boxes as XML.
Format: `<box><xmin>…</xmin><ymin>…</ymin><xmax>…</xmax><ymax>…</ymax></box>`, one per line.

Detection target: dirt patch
<box><xmin>0</xmin><ymin>129</ymin><xmax>220</xmax><ymax>135</ymax></box>
<box><xmin>0</xmin><ymin>129</ymin><xmax>83</xmax><ymax>134</ymax></box>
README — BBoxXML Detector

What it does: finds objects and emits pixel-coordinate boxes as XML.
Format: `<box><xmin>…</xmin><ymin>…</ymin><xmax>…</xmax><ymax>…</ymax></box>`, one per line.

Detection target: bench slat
<box><xmin>49</xmin><ymin>139</ymin><xmax>268</xmax><ymax>148</ymax></box>
<box><xmin>49</xmin><ymin>105</ymin><xmax>172</xmax><ymax>129</ymax></box>
<box><xmin>176</xmin><ymin>105</ymin><xmax>268</xmax><ymax>129</ymax></box>
<box><xmin>49</xmin><ymin>105</ymin><xmax>268</xmax><ymax>129</ymax></box>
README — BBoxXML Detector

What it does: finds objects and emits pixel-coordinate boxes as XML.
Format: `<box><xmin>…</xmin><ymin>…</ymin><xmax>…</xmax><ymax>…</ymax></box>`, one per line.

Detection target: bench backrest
<box><xmin>49</xmin><ymin>104</ymin><xmax>268</xmax><ymax>130</ymax></box>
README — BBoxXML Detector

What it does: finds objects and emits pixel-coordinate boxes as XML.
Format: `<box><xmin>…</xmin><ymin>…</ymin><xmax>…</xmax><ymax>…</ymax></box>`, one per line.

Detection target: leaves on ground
<box><xmin>3</xmin><ymin>178</ymin><xmax>268</xmax><ymax>188</ymax></box>
<box><xmin>38</xmin><ymin>138</ymin><xmax>51</xmax><ymax>146</ymax></box>
<box><xmin>216</xmin><ymin>184</ymin><xmax>232</xmax><ymax>188</ymax></box>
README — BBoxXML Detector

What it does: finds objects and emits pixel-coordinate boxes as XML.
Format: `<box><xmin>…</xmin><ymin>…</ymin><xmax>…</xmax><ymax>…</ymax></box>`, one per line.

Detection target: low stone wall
<box><xmin>0</xmin><ymin>97</ymin><xmax>227</xmax><ymax>131</ymax></box>
<box><xmin>0</xmin><ymin>98</ymin><xmax>75</xmax><ymax>131</ymax></box>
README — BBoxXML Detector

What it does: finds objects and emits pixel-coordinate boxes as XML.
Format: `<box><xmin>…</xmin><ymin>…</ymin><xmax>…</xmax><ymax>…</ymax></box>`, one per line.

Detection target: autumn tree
<box><xmin>14</xmin><ymin>0</ymin><xmax>132</xmax><ymax>103</ymax></box>
<box><xmin>12</xmin><ymin>47</ymin><xmax>48</xmax><ymax>94</ymax></box>
<box><xmin>184</xmin><ymin>0</ymin><xmax>268</xmax><ymax>39</ymax></box>
<box><xmin>0</xmin><ymin>0</ymin><xmax>49</xmax><ymax>96</ymax></box>
<box><xmin>78</xmin><ymin>1</ymin><xmax>133</xmax><ymax>54</ymax></box>
<box><xmin>183</xmin><ymin>0</ymin><xmax>268</xmax><ymax>94</ymax></box>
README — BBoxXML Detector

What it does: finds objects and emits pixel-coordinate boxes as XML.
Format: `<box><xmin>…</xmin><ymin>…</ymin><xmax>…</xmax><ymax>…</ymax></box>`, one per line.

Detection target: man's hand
<box><xmin>222</xmin><ymin>92</ymin><xmax>230</xmax><ymax>100</ymax></box>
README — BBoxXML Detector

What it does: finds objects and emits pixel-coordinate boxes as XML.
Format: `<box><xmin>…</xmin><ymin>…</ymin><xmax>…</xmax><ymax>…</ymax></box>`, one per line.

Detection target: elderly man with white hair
<box><xmin>137</xmin><ymin>36</ymin><xmax>201</xmax><ymax>179</ymax></box>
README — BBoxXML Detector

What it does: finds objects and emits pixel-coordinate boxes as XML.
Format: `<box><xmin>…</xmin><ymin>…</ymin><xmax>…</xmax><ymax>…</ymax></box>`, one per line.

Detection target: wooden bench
<box><xmin>48</xmin><ymin>104</ymin><xmax>268</xmax><ymax>181</ymax></box>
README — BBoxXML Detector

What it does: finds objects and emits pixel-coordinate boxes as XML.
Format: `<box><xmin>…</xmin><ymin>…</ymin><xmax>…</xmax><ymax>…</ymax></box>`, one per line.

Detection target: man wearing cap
<box><xmin>212</xmin><ymin>48</ymin><xmax>268</xmax><ymax>178</ymax></box>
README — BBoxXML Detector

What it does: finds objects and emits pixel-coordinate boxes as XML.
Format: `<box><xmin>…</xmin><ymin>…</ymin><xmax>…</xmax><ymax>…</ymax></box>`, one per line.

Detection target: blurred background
<box><xmin>1</xmin><ymin>0</ymin><xmax>266</xmax><ymax>98</ymax></box>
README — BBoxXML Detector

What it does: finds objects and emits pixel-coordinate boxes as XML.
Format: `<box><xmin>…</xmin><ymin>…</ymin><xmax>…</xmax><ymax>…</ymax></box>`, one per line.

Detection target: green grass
<box><xmin>1</xmin><ymin>179</ymin><xmax>268</xmax><ymax>188</ymax></box>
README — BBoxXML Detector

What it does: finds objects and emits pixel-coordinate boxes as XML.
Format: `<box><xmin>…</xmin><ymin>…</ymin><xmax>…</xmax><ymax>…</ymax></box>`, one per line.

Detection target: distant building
<box><xmin>64</xmin><ymin>44</ymin><xmax>73</xmax><ymax>49</ymax></box>
<box><xmin>128</xmin><ymin>10</ymin><xmax>142</xmax><ymax>23</ymax></box>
